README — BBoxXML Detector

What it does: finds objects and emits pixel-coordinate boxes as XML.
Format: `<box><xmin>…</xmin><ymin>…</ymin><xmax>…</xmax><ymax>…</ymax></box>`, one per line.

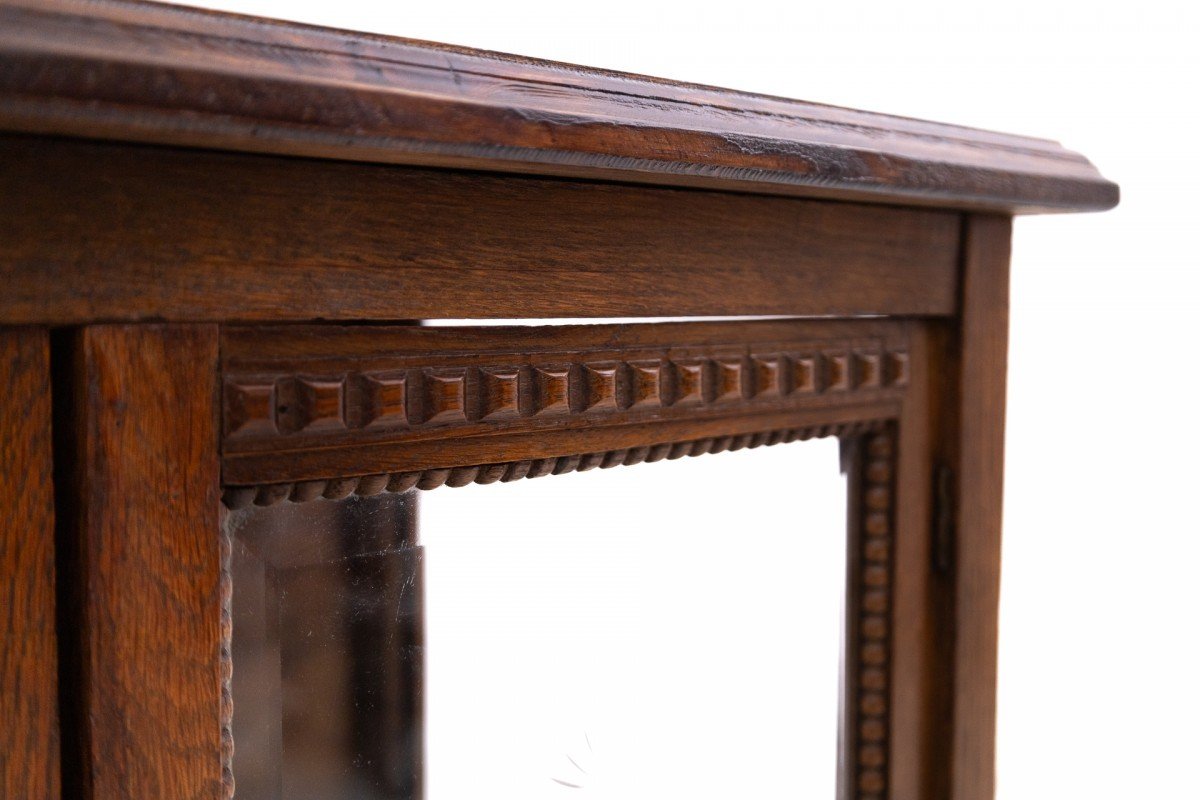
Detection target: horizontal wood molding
<box><xmin>0</xmin><ymin>0</ymin><xmax>1116</xmax><ymax>212</ymax></box>
<box><xmin>1</xmin><ymin>135</ymin><xmax>960</xmax><ymax>324</ymax></box>
<box><xmin>223</xmin><ymin>325</ymin><xmax>910</xmax><ymax>449</ymax></box>
<box><xmin>224</xmin><ymin>419</ymin><xmax>887</xmax><ymax>509</ymax></box>
<box><xmin>222</xmin><ymin>319</ymin><xmax>910</xmax><ymax>484</ymax></box>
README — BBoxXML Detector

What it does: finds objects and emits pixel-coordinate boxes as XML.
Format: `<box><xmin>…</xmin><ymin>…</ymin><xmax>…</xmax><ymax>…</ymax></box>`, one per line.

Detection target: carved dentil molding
<box><xmin>224</xmin><ymin>344</ymin><xmax>908</xmax><ymax>449</ymax></box>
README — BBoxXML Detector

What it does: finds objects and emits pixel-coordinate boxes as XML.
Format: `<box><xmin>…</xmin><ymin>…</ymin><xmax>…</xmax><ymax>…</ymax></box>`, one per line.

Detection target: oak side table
<box><xmin>0</xmin><ymin>2</ymin><xmax>1117</xmax><ymax>799</ymax></box>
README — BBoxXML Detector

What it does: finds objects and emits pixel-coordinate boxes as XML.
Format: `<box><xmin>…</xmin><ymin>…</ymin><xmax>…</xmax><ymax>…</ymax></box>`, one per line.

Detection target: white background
<box><xmin>180</xmin><ymin>0</ymin><xmax>1200</xmax><ymax>796</ymax></box>
<box><xmin>421</xmin><ymin>443</ymin><xmax>846</xmax><ymax>799</ymax></box>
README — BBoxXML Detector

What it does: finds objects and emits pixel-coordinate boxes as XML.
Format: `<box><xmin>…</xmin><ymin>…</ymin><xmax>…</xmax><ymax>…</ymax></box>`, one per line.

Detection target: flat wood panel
<box><xmin>0</xmin><ymin>136</ymin><xmax>960</xmax><ymax>325</ymax></box>
<box><xmin>222</xmin><ymin>318</ymin><xmax>913</xmax><ymax>363</ymax></box>
<box><xmin>71</xmin><ymin>325</ymin><xmax>222</xmax><ymax>799</ymax></box>
<box><xmin>0</xmin><ymin>328</ymin><xmax>59</xmax><ymax>800</ymax></box>
<box><xmin>0</xmin><ymin>0</ymin><xmax>1117</xmax><ymax>212</ymax></box>
<box><xmin>950</xmin><ymin>216</ymin><xmax>1012</xmax><ymax>800</ymax></box>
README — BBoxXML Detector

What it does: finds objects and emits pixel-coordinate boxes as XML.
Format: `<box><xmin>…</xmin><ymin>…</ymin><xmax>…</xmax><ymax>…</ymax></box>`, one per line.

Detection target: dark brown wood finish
<box><xmin>0</xmin><ymin>0</ymin><xmax>1115</xmax><ymax>213</ymax></box>
<box><xmin>947</xmin><ymin>216</ymin><xmax>1013</xmax><ymax>800</ymax></box>
<box><xmin>221</xmin><ymin>319</ymin><xmax>911</xmax><ymax>483</ymax></box>
<box><xmin>889</xmin><ymin>322</ymin><xmax>939</xmax><ymax>800</ymax></box>
<box><xmin>67</xmin><ymin>325</ymin><xmax>223</xmax><ymax>799</ymax></box>
<box><xmin>0</xmin><ymin>328</ymin><xmax>60</xmax><ymax>800</ymax></box>
<box><xmin>842</xmin><ymin>427</ymin><xmax>900</xmax><ymax>800</ymax></box>
<box><xmin>224</xmin><ymin>419</ymin><xmax>890</xmax><ymax>509</ymax></box>
<box><xmin>223</xmin><ymin>419</ymin><xmax>898</xmax><ymax>800</ymax></box>
<box><xmin>218</xmin><ymin>319</ymin><xmax>913</xmax><ymax>800</ymax></box>
<box><xmin>0</xmin><ymin>135</ymin><xmax>959</xmax><ymax>324</ymax></box>
<box><xmin>0</xmin><ymin>3</ymin><xmax>1117</xmax><ymax>799</ymax></box>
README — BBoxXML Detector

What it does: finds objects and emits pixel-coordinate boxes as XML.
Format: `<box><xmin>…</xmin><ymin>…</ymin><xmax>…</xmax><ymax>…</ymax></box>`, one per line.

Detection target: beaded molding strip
<box><xmin>848</xmin><ymin>427</ymin><xmax>897</xmax><ymax>800</ymax></box>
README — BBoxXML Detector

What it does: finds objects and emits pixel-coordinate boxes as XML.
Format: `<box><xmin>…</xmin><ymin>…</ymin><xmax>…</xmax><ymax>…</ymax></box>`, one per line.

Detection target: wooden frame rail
<box><xmin>216</xmin><ymin>317</ymin><xmax>915</xmax><ymax>800</ymax></box>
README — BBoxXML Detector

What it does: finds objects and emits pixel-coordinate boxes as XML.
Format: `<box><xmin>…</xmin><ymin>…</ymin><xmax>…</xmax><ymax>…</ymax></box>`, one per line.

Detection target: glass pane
<box><xmin>228</xmin><ymin>492</ymin><xmax>423</xmax><ymax>800</ymax></box>
<box><xmin>227</xmin><ymin>438</ymin><xmax>846</xmax><ymax>799</ymax></box>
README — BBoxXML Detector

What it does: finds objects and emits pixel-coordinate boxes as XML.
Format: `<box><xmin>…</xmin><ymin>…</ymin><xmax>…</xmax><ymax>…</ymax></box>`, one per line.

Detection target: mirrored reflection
<box><xmin>228</xmin><ymin>438</ymin><xmax>846</xmax><ymax>800</ymax></box>
<box><xmin>228</xmin><ymin>493</ymin><xmax>423</xmax><ymax>800</ymax></box>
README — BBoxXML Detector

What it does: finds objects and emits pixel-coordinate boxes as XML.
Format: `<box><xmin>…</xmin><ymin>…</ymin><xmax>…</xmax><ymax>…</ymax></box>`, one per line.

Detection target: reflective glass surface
<box><xmin>228</xmin><ymin>438</ymin><xmax>846</xmax><ymax>799</ymax></box>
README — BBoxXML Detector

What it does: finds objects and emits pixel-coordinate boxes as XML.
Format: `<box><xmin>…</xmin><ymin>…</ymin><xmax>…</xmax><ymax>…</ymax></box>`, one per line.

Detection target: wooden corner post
<box><xmin>66</xmin><ymin>325</ymin><xmax>223</xmax><ymax>799</ymax></box>
<box><xmin>0</xmin><ymin>328</ymin><xmax>60</xmax><ymax>800</ymax></box>
<box><xmin>944</xmin><ymin>214</ymin><xmax>1013</xmax><ymax>800</ymax></box>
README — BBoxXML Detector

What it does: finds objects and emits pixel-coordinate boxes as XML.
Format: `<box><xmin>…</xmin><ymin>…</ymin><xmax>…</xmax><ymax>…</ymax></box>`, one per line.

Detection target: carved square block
<box><xmin>422</xmin><ymin>368</ymin><xmax>467</xmax><ymax>424</ymax></box>
<box><xmin>295</xmin><ymin>377</ymin><xmax>346</xmax><ymax>432</ymax></box>
<box><xmin>533</xmin><ymin>364</ymin><xmax>571</xmax><ymax>415</ymax></box>
<box><xmin>752</xmin><ymin>355</ymin><xmax>783</xmax><ymax>399</ymax></box>
<box><xmin>628</xmin><ymin>360</ymin><xmax>664</xmax><ymax>409</ymax></box>
<box><xmin>790</xmin><ymin>355</ymin><xmax>817</xmax><ymax>394</ymax></box>
<box><xmin>357</xmin><ymin>371</ymin><xmax>406</xmax><ymax>428</ymax></box>
<box><xmin>476</xmin><ymin>367</ymin><xmax>521</xmax><ymax>420</ymax></box>
<box><xmin>886</xmin><ymin>351</ymin><xmax>910</xmax><ymax>387</ymax></box>
<box><xmin>224</xmin><ymin>379</ymin><xmax>276</xmax><ymax>438</ymax></box>
<box><xmin>670</xmin><ymin>359</ymin><xmax>705</xmax><ymax>406</ymax></box>
<box><xmin>273</xmin><ymin>376</ymin><xmax>345</xmax><ymax>434</ymax></box>
<box><xmin>854</xmin><ymin>352</ymin><xmax>883</xmax><ymax>390</ymax></box>
<box><xmin>711</xmin><ymin>357</ymin><xmax>744</xmax><ymax>403</ymax></box>
<box><xmin>580</xmin><ymin>362</ymin><xmax>619</xmax><ymax>411</ymax></box>
<box><xmin>822</xmin><ymin>352</ymin><xmax>851</xmax><ymax>392</ymax></box>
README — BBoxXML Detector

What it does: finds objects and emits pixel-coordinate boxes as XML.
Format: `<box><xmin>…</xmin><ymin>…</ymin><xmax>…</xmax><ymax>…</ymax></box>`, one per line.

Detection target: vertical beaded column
<box><xmin>219</xmin><ymin>513</ymin><xmax>235</xmax><ymax>799</ymax></box>
<box><xmin>845</xmin><ymin>427</ymin><xmax>897</xmax><ymax>800</ymax></box>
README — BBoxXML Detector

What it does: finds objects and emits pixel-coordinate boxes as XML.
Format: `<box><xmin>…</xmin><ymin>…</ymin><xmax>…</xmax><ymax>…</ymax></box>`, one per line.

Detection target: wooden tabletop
<box><xmin>0</xmin><ymin>0</ymin><xmax>1116</xmax><ymax>213</ymax></box>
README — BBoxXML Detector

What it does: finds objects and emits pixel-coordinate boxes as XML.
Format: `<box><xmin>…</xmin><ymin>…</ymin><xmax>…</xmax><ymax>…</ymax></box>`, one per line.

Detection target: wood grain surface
<box><xmin>0</xmin><ymin>328</ymin><xmax>60</xmax><ymax>800</ymax></box>
<box><xmin>223</xmin><ymin>419</ymin><xmax>888</xmax><ymax>509</ymax></box>
<box><xmin>0</xmin><ymin>4</ymin><xmax>1109</xmax><ymax>791</ymax></box>
<box><xmin>0</xmin><ymin>135</ymin><xmax>961</xmax><ymax>325</ymax></box>
<box><xmin>0</xmin><ymin>0</ymin><xmax>1116</xmax><ymax>213</ymax></box>
<box><xmin>888</xmin><ymin>321</ymin><xmax>938</xmax><ymax>800</ymax></box>
<box><xmin>948</xmin><ymin>215</ymin><xmax>1012</xmax><ymax>800</ymax></box>
<box><xmin>220</xmin><ymin>318</ymin><xmax>910</xmax><ymax>483</ymax></box>
<box><xmin>69</xmin><ymin>325</ymin><xmax>222</xmax><ymax>800</ymax></box>
<box><xmin>842</xmin><ymin>427</ymin><xmax>900</xmax><ymax>800</ymax></box>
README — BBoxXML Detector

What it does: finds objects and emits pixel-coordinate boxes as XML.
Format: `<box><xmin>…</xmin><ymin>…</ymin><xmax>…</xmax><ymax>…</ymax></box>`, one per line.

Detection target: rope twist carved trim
<box><xmin>219</xmin><ymin>511</ymin><xmax>234</xmax><ymax>798</ymax></box>
<box><xmin>222</xmin><ymin>419</ymin><xmax>885</xmax><ymax>508</ymax></box>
